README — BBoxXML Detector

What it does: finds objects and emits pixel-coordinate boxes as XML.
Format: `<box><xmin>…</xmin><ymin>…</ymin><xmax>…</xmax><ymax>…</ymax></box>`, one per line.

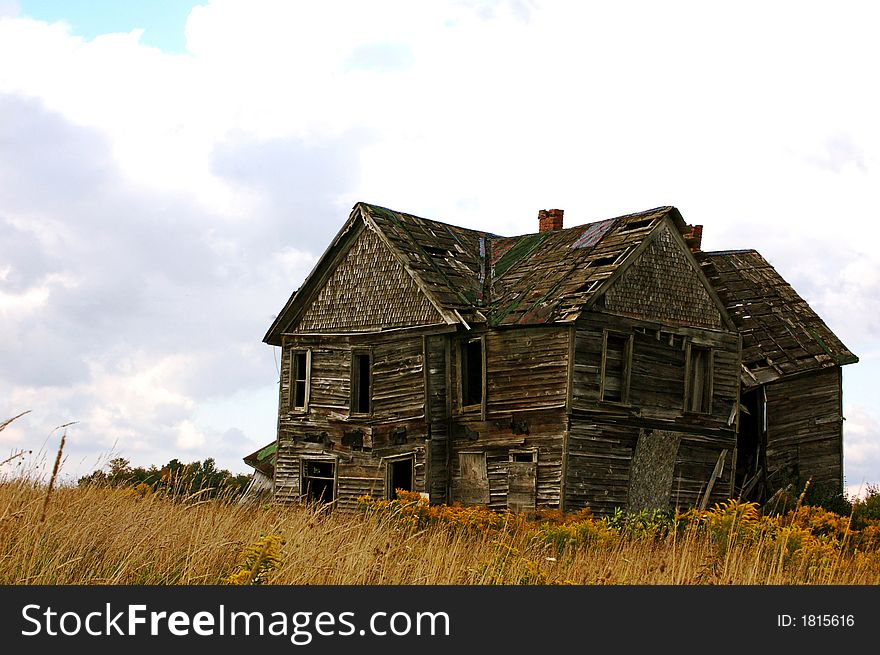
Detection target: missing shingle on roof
<box><xmin>619</xmin><ymin>218</ymin><xmax>656</xmax><ymax>232</ymax></box>
<box><xmin>587</xmin><ymin>247</ymin><xmax>631</xmax><ymax>269</ymax></box>
<box><xmin>587</xmin><ymin>255</ymin><xmax>617</xmax><ymax>268</ymax></box>
<box><xmin>579</xmin><ymin>279</ymin><xmax>603</xmax><ymax>293</ymax></box>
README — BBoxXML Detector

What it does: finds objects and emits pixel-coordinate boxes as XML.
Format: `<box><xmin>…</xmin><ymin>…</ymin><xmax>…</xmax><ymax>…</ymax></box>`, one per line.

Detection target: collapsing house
<box><xmin>252</xmin><ymin>202</ymin><xmax>857</xmax><ymax>515</ymax></box>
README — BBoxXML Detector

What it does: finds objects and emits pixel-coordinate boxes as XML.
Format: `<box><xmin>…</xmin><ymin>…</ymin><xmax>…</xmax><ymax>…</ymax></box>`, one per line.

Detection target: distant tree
<box><xmin>79</xmin><ymin>456</ymin><xmax>250</xmax><ymax>500</ymax></box>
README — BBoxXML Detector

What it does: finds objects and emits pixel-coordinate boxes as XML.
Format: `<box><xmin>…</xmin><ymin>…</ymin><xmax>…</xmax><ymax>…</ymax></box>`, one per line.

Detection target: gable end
<box><xmin>294</xmin><ymin>224</ymin><xmax>445</xmax><ymax>333</ymax></box>
<box><xmin>601</xmin><ymin>223</ymin><xmax>726</xmax><ymax>329</ymax></box>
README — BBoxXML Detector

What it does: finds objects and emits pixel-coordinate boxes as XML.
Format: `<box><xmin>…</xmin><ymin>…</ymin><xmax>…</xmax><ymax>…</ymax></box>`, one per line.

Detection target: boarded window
<box><xmin>351</xmin><ymin>351</ymin><xmax>372</xmax><ymax>414</ymax></box>
<box><xmin>601</xmin><ymin>332</ymin><xmax>632</xmax><ymax>403</ymax></box>
<box><xmin>460</xmin><ymin>452</ymin><xmax>487</xmax><ymax>481</ymax></box>
<box><xmin>461</xmin><ymin>338</ymin><xmax>484</xmax><ymax>408</ymax></box>
<box><xmin>686</xmin><ymin>345</ymin><xmax>713</xmax><ymax>413</ymax></box>
<box><xmin>290</xmin><ymin>350</ymin><xmax>311</xmax><ymax>411</ymax></box>
<box><xmin>508</xmin><ymin>450</ymin><xmax>537</xmax><ymax>512</ymax></box>
<box><xmin>453</xmin><ymin>452</ymin><xmax>490</xmax><ymax>505</ymax></box>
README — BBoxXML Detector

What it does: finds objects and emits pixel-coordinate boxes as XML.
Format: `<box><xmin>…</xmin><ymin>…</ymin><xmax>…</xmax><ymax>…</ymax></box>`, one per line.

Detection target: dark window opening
<box><xmin>601</xmin><ymin>333</ymin><xmax>631</xmax><ymax>403</ymax></box>
<box><xmin>291</xmin><ymin>351</ymin><xmax>309</xmax><ymax>410</ymax></box>
<box><xmin>687</xmin><ymin>345</ymin><xmax>713</xmax><ymax>414</ymax></box>
<box><xmin>461</xmin><ymin>338</ymin><xmax>484</xmax><ymax>407</ymax></box>
<box><xmin>387</xmin><ymin>457</ymin><xmax>414</xmax><ymax>499</ymax></box>
<box><xmin>351</xmin><ymin>352</ymin><xmax>371</xmax><ymax>414</ymax></box>
<box><xmin>511</xmin><ymin>451</ymin><xmax>536</xmax><ymax>463</ymax></box>
<box><xmin>302</xmin><ymin>460</ymin><xmax>335</xmax><ymax>503</ymax></box>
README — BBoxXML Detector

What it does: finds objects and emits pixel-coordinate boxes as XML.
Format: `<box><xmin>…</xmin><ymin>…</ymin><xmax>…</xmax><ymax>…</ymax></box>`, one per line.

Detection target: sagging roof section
<box><xmin>698</xmin><ymin>249</ymin><xmax>858</xmax><ymax>386</ymax></box>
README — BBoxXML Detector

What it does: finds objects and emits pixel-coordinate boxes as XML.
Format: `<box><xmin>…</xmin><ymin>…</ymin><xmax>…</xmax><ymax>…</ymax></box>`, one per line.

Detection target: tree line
<box><xmin>78</xmin><ymin>456</ymin><xmax>251</xmax><ymax>500</ymax></box>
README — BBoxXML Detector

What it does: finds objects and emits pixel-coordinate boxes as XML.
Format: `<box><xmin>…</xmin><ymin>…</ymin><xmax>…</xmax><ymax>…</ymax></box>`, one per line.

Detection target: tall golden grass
<box><xmin>1</xmin><ymin>476</ymin><xmax>879</xmax><ymax>585</ymax></box>
<box><xmin>2</xmin><ymin>413</ymin><xmax>877</xmax><ymax>585</ymax></box>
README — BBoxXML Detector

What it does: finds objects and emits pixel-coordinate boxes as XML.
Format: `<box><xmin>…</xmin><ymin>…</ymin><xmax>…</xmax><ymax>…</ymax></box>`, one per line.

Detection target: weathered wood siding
<box><xmin>297</xmin><ymin>226</ymin><xmax>442</xmax><ymax>332</ymax></box>
<box><xmin>564</xmin><ymin>422</ymin><xmax>639</xmax><ymax>515</ymax></box>
<box><xmin>566</xmin><ymin>308</ymin><xmax>739</xmax><ymax>515</ymax></box>
<box><xmin>444</xmin><ymin>327</ymin><xmax>570</xmax><ymax>509</ymax></box>
<box><xmin>571</xmin><ymin>312</ymin><xmax>739</xmax><ymax>433</ymax></box>
<box><xmin>425</xmin><ymin>334</ymin><xmax>450</xmax><ymax>504</ymax></box>
<box><xmin>484</xmin><ymin>327</ymin><xmax>570</xmax><ymax>415</ymax></box>
<box><xmin>275</xmin><ymin>329</ymin><xmax>434</xmax><ymax>507</ymax></box>
<box><xmin>564</xmin><ymin>423</ymin><xmax>735</xmax><ymax>516</ymax></box>
<box><xmin>764</xmin><ymin>368</ymin><xmax>843</xmax><ymax>492</ymax></box>
<box><xmin>449</xmin><ymin>412</ymin><xmax>567</xmax><ymax>510</ymax></box>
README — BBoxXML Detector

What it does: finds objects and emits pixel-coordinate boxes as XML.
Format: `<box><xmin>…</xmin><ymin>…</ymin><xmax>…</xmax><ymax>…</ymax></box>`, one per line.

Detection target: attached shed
<box><xmin>699</xmin><ymin>250</ymin><xmax>858</xmax><ymax>501</ymax></box>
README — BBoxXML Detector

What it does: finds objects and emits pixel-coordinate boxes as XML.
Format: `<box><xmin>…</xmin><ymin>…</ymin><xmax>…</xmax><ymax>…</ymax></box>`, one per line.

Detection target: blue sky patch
<box><xmin>19</xmin><ymin>0</ymin><xmax>202</xmax><ymax>52</ymax></box>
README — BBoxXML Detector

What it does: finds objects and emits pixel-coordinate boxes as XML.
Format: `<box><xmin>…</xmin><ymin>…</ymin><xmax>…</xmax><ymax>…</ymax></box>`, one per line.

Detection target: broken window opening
<box><xmin>686</xmin><ymin>344</ymin><xmax>713</xmax><ymax>414</ymax></box>
<box><xmin>301</xmin><ymin>459</ymin><xmax>335</xmax><ymax>504</ymax></box>
<box><xmin>461</xmin><ymin>337</ymin><xmax>484</xmax><ymax>408</ymax></box>
<box><xmin>510</xmin><ymin>450</ymin><xmax>537</xmax><ymax>463</ymax></box>
<box><xmin>351</xmin><ymin>351</ymin><xmax>372</xmax><ymax>414</ymax></box>
<box><xmin>601</xmin><ymin>332</ymin><xmax>632</xmax><ymax>403</ymax></box>
<box><xmin>290</xmin><ymin>349</ymin><xmax>311</xmax><ymax>411</ymax></box>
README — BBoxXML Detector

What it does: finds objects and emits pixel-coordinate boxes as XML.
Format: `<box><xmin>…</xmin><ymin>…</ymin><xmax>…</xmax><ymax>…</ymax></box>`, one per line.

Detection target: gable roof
<box><xmin>698</xmin><ymin>249</ymin><xmax>858</xmax><ymax>386</ymax></box>
<box><xmin>361</xmin><ymin>203</ymin><xmax>496</xmax><ymax>321</ymax></box>
<box><xmin>264</xmin><ymin>203</ymin><xmax>702</xmax><ymax>343</ymax></box>
<box><xmin>487</xmin><ymin>206</ymin><xmax>696</xmax><ymax>326</ymax></box>
<box><xmin>265</xmin><ymin>202</ymin><xmax>856</xmax><ymax>380</ymax></box>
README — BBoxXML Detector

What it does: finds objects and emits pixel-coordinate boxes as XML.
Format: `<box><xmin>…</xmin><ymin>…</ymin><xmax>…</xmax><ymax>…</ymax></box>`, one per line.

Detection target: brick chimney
<box><xmin>683</xmin><ymin>224</ymin><xmax>703</xmax><ymax>252</ymax></box>
<box><xmin>538</xmin><ymin>208</ymin><xmax>564</xmax><ymax>232</ymax></box>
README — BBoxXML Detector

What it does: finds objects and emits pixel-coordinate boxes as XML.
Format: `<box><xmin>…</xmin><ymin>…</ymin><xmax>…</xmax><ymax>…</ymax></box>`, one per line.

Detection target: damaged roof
<box><xmin>265</xmin><ymin>202</ymin><xmax>856</xmax><ymax>381</ymax></box>
<box><xmin>487</xmin><ymin>206</ymin><xmax>683</xmax><ymax>326</ymax></box>
<box><xmin>698</xmin><ymin>249</ymin><xmax>858</xmax><ymax>386</ymax></box>
<box><xmin>361</xmin><ymin>204</ymin><xmax>497</xmax><ymax>318</ymax></box>
<box><xmin>358</xmin><ymin>203</ymin><xmax>689</xmax><ymax>327</ymax></box>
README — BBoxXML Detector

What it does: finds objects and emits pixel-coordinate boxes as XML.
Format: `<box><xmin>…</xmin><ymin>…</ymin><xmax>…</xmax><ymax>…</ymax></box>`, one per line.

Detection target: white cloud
<box><xmin>176</xmin><ymin>420</ymin><xmax>207</xmax><ymax>451</ymax></box>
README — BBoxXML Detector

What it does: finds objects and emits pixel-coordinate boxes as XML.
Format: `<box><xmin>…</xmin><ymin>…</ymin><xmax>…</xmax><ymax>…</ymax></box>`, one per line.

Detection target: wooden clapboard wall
<box><xmin>764</xmin><ymin>367</ymin><xmax>843</xmax><ymax>492</ymax></box>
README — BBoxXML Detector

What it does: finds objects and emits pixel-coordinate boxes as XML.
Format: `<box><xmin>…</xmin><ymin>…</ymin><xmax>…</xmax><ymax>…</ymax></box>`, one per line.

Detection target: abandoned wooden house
<box><xmin>253</xmin><ymin>202</ymin><xmax>857</xmax><ymax>515</ymax></box>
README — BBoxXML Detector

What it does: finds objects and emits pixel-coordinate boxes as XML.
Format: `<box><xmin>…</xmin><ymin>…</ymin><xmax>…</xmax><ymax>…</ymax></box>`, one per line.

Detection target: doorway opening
<box><xmin>386</xmin><ymin>456</ymin><xmax>414</xmax><ymax>500</ymax></box>
<box><xmin>736</xmin><ymin>387</ymin><xmax>766</xmax><ymax>502</ymax></box>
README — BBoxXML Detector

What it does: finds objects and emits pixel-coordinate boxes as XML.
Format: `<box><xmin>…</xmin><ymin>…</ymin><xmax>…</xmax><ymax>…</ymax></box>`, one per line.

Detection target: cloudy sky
<box><xmin>0</xmin><ymin>1</ymin><xmax>877</xmax><ymax>492</ymax></box>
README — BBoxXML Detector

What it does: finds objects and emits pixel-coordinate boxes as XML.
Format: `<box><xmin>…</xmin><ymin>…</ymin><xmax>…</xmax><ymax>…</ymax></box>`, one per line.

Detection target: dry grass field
<box><xmin>2</xmin><ymin>473</ymin><xmax>879</xmax><ymax>585</ymax></box>
<box><xmin>2</xmin><ymin>412</ymin><xmax>878</xmax><ymax>586</ymax></box>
